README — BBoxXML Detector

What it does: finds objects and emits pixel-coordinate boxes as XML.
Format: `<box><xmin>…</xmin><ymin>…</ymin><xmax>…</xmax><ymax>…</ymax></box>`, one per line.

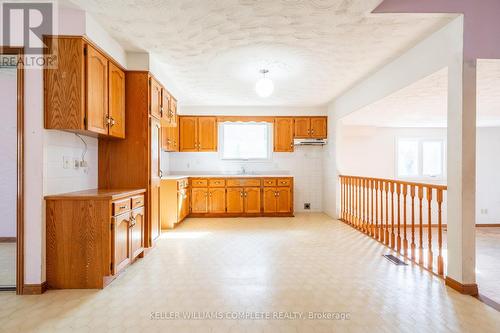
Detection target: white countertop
<box><xmin>161</xmin><ymin>174</ymin><xmax>293</xmax><ymax>180</ymax></box>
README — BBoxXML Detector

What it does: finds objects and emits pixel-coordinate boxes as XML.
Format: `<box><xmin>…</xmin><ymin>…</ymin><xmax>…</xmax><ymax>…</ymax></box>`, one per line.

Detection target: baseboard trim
<box><xmin>445</xmin><ymin>276</ymin><xmax>478</xmax><ymax>296</ymax></box>
<box><xmin>22</xmin><ymin>281</ymin><xmax>47</xmax><ymax>295</ymax></box>
<box><xmin>0</xmin><ymin>237</ymin><xmax>16</xmax><ymax>243</ymax></box>
<box><xmin>476</xmin><ymin>224</ymin><xmax>500</xmax><ymax>227</ymax></box>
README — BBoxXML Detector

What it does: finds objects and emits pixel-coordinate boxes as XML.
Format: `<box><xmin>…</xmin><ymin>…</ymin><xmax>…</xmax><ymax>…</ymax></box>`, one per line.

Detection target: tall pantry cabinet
<box><xmin>99</xmin><ymin>71</ymin><xmax>163</xmax><ymax>247</ymax></box>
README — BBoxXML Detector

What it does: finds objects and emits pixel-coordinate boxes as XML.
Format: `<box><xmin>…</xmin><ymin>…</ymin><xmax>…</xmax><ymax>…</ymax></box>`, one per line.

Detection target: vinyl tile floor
<box><xmin>1</xmin><ymin>214</ymin><xmax>499</xmax><ymax>332</ymax></box>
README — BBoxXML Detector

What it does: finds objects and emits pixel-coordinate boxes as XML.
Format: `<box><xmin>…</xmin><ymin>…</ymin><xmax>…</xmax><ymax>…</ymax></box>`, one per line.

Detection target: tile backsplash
<box><xmin>43</xmin><ymin>130</ymin><xmax>98</xmax><ymax>195</ymax></box>
<box><xmin>165</xmin><ymin>146</ymin><xmax>324</xmax><ymax>212</ymax></box>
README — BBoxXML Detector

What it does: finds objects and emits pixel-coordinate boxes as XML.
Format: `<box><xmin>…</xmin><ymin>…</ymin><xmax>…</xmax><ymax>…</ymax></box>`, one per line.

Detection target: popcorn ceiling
<box><xmin>71</xmin><ymin>0</ymin><xmax>455</xmax><ymax>107</ymax></box>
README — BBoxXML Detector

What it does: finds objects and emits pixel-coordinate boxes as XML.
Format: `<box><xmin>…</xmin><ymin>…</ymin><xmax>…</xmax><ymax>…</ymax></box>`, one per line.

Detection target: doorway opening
<box><xmin>0</xmin><ymin>47</ymin><xmax>24</xmax><ymax>294</ymax></box>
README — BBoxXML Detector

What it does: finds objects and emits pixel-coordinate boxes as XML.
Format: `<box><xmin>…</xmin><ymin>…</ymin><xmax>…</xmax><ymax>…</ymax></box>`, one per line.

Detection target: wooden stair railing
<box><xmin>339</xmin><ymin>175</ymin><xmax>447</xmax><ymax>276</ymax></box>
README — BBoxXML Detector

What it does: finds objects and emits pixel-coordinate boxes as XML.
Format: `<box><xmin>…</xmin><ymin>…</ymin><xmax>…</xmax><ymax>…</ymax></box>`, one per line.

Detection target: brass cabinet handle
<box><xmin>110</xmin><ymin>117</ymin><xmax>116</xmax><ymax>127</ymax></box>
<box><xmin>119</xmin><ymin>205</ymin><xmax>127</xmax><ymax>209</ymax></box>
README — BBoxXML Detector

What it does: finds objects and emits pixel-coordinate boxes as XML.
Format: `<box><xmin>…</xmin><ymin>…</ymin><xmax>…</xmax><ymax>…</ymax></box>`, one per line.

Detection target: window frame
<box><xmin>395</xmin><ymin>137</ymin><xmax>446</xmax><ymax>181</ymax></box>
<box><xmin>218</xmin><ymin>121</ymin><xmax>273</xmax><ymax>161</ymax></box>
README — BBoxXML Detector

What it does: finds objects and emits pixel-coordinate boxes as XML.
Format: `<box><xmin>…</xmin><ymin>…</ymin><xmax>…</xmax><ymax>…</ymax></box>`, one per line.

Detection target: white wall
<box><xmin>338</xmin><ymin>126</ymin><xmax>500</xmax><ymax>225</ymax></box>
<box><xmin>167</xmin><ymin>105</ymin><xmax>328</xmax><ymax>212</ymax></box>
<box><xmin>476</xmin><ymin>127</ymin><xmax>500</xmax><ymax>224</ymax></box>
<box><xmin>325</xmin><ymin>17</ymin><xmax>464</xmax><ymax>219</ymax></box>
<box><xmin>43</xmin><ymin>131</ymin><xmax>98</xmax><ymax>195</ymax></box>
<box><xmin>0</xmin><ymin>65</ymin><xmax>18</xmax><ymax>238</ymax></box>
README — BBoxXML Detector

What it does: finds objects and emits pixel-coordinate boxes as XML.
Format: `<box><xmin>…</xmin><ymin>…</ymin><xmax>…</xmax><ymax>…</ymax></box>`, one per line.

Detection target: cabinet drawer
<box><xmin>227</xmin><ymin>178</ymin><xmax>261</xmax><ymax>187</ymax></box>
<box><xmin>263</xmin><ymin>178</ymin><xmax>277</xmax><ymax>187</ymax></box>
<box><xmin>191</xmin><ymin>178</ymin><xmax>208</xmax><ymax>187</ymax></box>
<box><xmin>277</xmin><ymin>178</ymin><xmax>292</xmax><ymax>187</ymax></box>
<box><xmin>113</xmin><ymin>198</ymin><xmax>131</xmax><ymax>216</ymax></box>
<box><xmin>177</xmin><ymin>178</ymin><xmax>189</xmax><ymax>190</ymax></box>
<box><xmin>131</xmin><ymin>195</ymin><xmax>144</xmax><ymax>209</ymax></box>
<box><xmin>209</xmin><ymin>179</ymin><xmax>226</xmax><ymax>187</ymax></box>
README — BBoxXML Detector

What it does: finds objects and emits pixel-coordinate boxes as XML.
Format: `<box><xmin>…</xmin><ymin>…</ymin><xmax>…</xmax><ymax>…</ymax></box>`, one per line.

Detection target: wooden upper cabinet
<box><xmin>294</xmin><ymin>118</ymin><xmax>310</xmax><ymax>138</ymax></box>
<box><xmin>161</xmin><ymin>89</ymin><xmax>170</xmax><ymax>123</ymax></box>
<box><xmin>179</xmin><ymin>117</ymin><xmax>198</xmax><ymax>152</ymax></box>
<box><xmin>293</xmin><ymin>117</ymin><xmax>328</xmax><ymax>139</ymax></box>
<box><xmin>150</xmin><ymin>78</ymin><xmax>163</xmax><ymax>120</ymax></box>
<box><xmin>179</xmin><ymin>116</ymin><xmax>217</xmax><ymax>152</ymax></box>
<box><xmin>108</xmin><ymin>62</ymin><xmax>126</xmax><ymax>138</ymax></box>
<box><xmin>274</xmin><ymin>118</ymin><xmax>294</xmax><ymax>152</ymax></box>
<box><xmin>310</xmin><ymin>117</ymin><xmax>327</xmax><ymax>138</ymax></box>
<box><xmin>170</xmin><ymin>99</ymin><xmax>178</xmax><ymax>126</ymax></box>
<box><xmin>86</xmin><ymin>45</ymin><xmax>109</xmax><ymax>135</ymax></box>
<box><xmin>198</xmin><ymin>117</ymin><xmax>217</xmax><ymax>152</ymax></box>
<box><xmin>44</xmin><ymin>36</ymin><xmax>126</xmax><ymax>138</ymax></box>
<box><xmin>44</xmin><ymin>37</ymin><xmax>85</xmax><ymax>130</ymax></box>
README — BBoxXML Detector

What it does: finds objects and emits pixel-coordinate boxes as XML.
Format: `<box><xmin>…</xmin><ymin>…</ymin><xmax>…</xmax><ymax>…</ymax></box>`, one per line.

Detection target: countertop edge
<box><xmin>44</xmin><ymin>188</ymin><xmax>147</xmax><ymax>201</ymax></box>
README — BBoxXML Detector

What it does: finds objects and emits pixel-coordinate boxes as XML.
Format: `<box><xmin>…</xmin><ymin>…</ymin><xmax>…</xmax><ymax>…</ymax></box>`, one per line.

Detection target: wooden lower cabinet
<box><xmin>45</xmin><ymin>189</ymin><xmax>146</xmax><ymax>289</ymax></box>
<box><xmin>209</xmin><ymin>188</ymin><xmax>226</xmax><ymax>213</ymax></box>
<box><xmin>191</xmin><ymin>188</ymin><xmax>209</xmax><ymax>213</ymax></box>
<box><xmin>226</xmin><ymin>188</ymin><xmax>244</xmax><ymax>213</ymax></box>
<box><xmin>188</xmin><ymin>177</ymin><xmax>293</xmax><ymax>218</ymax></box>
<box><xmin>244</xmin><ymin>187</ymin><xmax>261</xmax><ymax>213</ymax></box>
<box><xmin>263</xmin><ymin>188</ymin><xmax>278</xmax><ymax>213</ymax></box>
<box><xmin>160</xmin><ymin>178</ymin><xmax>190</xmax><ymax>229</ymax></box>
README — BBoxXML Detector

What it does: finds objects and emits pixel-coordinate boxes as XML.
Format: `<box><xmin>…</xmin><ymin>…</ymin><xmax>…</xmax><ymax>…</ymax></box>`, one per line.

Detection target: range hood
<box><xmin>293</xmin><ymin>138</ymin><xmax>327</xmax><ymax>146</ymax></box>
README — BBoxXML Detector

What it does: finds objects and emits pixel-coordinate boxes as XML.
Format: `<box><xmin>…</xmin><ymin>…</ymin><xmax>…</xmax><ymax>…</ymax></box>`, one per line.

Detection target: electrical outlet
<box><xmin>63</xmin><ymin>156</ymin><xmax>71</xmax><ymax>169</ymax></box>
<box><xmin>304</xmin><ymin>203</ymin><xmax>311</xmax><ymax>210</ymax></box>
<box><xmin>480</xmin><ymin>208</ymin><xmax>488</xmax><ymax>215</ymax></box>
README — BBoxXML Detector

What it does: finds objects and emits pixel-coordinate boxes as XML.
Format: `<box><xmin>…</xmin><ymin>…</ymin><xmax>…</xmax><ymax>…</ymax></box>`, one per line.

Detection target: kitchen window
<box><xmin>219</xmin><ymin>122</ymin><xmax>272</xmax><ymax>160</ymax></box>
<box><xmin>396</xmin><ymin>138</ymin><xmax>445</xmax><ymax>180</ymax></box>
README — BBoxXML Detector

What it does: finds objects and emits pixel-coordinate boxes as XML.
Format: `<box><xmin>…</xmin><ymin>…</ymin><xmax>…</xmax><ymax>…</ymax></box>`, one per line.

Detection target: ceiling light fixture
<box><xmin>255</xmin><ymin>69</ymin><xmax>274</xmax><ymax>98</ymax></box>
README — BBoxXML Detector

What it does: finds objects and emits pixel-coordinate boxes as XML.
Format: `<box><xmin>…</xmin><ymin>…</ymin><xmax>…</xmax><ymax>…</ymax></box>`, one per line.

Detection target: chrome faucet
<box><xmin>240</xmin><ymin>166</ymin><xmax>246</xmax><ymax>175</ymax></box>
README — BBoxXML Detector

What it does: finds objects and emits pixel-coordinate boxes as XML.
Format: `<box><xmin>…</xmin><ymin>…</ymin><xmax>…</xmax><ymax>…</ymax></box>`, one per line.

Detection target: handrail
<box><xmin>339</xmin><ymin>175</ymin><xmax>447</xmax><ymax>276</ymax></box>
<box><xmin>340</xmin><ymin>175</ymin><xmax>447</xmax><ymax>191</ymax></box>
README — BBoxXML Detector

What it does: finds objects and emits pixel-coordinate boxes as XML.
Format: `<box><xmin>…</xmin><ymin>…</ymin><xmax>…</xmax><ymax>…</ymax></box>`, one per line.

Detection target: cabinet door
<box><xmin>263</xmin><ymin>188</ymin><xmax>277</xmax><ymax>213</ymax></box>
<box><xmin>277</xmin><ymin>187</ymin><xmax>291</xmax><ymax>213</ymax></box>
<box><xmin>112</xmin><ymin>212</ymin><xmax>131</xmax><ymax>275</ymax></box>
<box><xmin>244</xmin><ymin>187</ymin><xmax>261</xmax><ymax>213</ymax></box>
<box><xmin>209</xmin><ymin>188</ymin><xmax>226</xmax><ymax>213</ymax></box>
<box><xmin>86</xmin><ymin>45</ymin><xmax>109</xmax><ymax>135</ymax></box>
<box><xmin>170</xmin><ymin>120</ymin><xmax>179</xmax><ymax>151</ymax></box>
<box><xmin>198</xmin><ymin>117</ymin><xmax>218</xmax><ymax>152</ymax></box>
<box><xmin>170</xmin><ymin>99</ymin><xmax>178</xmax><ymax>126</ymax></box>
<box><xmin>130</xmin><ymin>207</ymin><xmax>144</xmax><ymax>259</ymax></box>
<box><xmin>294</xmin><ymin>118</ymin><xmax>310</xmax><ymax>138</ymax></box>
<box><xmin>191</xmin><ymin>188</ymin><xmax>208</xmax><ymax>213</ymax></box>
<box><xmin>161</xmin><ymin>89</ymin><xmax>170</xmax><ymax>123</ymax></box>
<box><xmin>274</xmin><ymin>118</ymin><xmax>294</xmax><ymax>152</ymax></box>
<box><xmin>177</xmin><ymin>189</ymin><xmax>189</xmax><ymax>221</ymax></box>
<box><xmin>44</xmin><ymin>37</ymin><xmax>85</xmax><ymax>131</ymax></box>
<box><xmin>150</xmin><ymin>117</ymin><xmax>162</xmax><ymax>242</ymax></box>
<box><xmin>182</xmin><ymin>190</ymin><xmax>190</xmax><ymax>219</ymax></box>
<box><xmin>310</xmin><ymin>117</ymin><xmax>327</xmax><ymax>138</ymax></box>
<box><xmin>226</xmin><ymin>188</ymin><xmax>244</xmax><ymax>213</ymax></box>
<box><xmin>179</xmin><ymin>117</ymin><xmax>198</xmax><ymax>152</ymax></box>
<box><xmin>161</xmin><ymin>126</ymin><xmax>170</xmax><ymax>151</ymax></box>
<box><xmin>150</xmin><ymin>78</ymin><xmax>162</xmax><ymax>119</ymax></box>
<box><xmin>108</xmin><ymin>62</ymin><xmax>125</xmax><ymax>138</ymax></box>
